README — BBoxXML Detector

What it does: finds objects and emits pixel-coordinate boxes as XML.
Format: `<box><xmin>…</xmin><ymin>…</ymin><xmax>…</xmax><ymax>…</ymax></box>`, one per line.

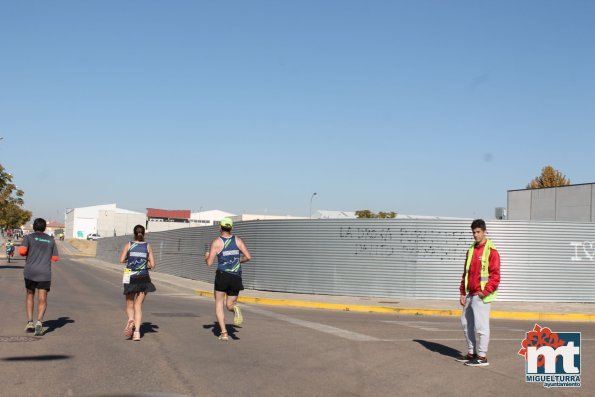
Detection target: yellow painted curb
<box><xmin>196</xmin><ymin>289</ymin><xmax>459</xmax><ymax>316</ymax></box>
<box><xmin>491</xmin><ymin>310</ymin><xmax>595</xmax><ymax>322</ymax></box>
<box><xmin>195</xmin><ymin>290</ymin><xmax>215</xmax><ymax>298</ymax></box>
<box><xmin>195</xmin><ymin>290</ymin><xmax>595</xmax><ymax>322</ymax></box>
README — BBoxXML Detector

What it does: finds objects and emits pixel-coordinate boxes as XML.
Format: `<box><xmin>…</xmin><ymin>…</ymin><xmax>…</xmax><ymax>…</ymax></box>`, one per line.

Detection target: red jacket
<box><xmin>459</xmin><ymin>241</ymin><xmax>500</xmax><ymax>296</ymax></box>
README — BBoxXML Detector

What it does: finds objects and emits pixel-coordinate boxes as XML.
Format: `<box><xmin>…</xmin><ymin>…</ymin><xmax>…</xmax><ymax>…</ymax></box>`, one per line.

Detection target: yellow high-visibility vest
<box><xmin>464</xmin><ymin>239</ymin><xmax>498</xmax><ymax>303</ymax></box>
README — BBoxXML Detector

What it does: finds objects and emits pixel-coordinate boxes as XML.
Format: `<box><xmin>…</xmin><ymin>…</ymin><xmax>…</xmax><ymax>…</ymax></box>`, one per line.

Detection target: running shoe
<box><xmin>455</xmin><ymin>353</ymin><xmax>477</xmax><ymax>363</ymax></box>
<box><xmin>132</xmin><ymin>331</ymin><xmax>141</xmax><ymax>341</ymax></box>
<box><xmin>24</xmin><ymin>321</ymin><xmax>35</xmax><ymax>333</ymax></box>
<box><xmin>218</xmin><ymin>331</ymin><xmax>229</xmax><ymax>341</ymax></box>
<box><xmin>124</xmin><ymin>319</ymin><xmax>135</xmax><ymax>338</ymax></box>
<box><xmin>34</xmin><ymin>321</ymin><xmax>43</xmax><ymax>336</ymax></box>
<box><xmin>465</xmin><ymin>356</ymin><xmax>489</xmax><ymax>366</ymax></box>
<box><xmin>233</xmin><ymin>304</ymin><xmax>243</xmax><ymax>326</ymax></box>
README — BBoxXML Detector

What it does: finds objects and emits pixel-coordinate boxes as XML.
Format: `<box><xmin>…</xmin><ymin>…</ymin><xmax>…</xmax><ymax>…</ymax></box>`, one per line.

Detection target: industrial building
<box><xmin>65</xmin><ymin>204</ymin><xmax>239</xmax><ymax>238</ymax></box>
<box><xmin>507</xmin><ymin>183</ymin><xmax>595</xmax><ymax>222</ymax></box>
<box><xmin>145</xmin><ymin>208</ymin><xmax>235</xmax><ymax>232</ymax></box>
<box><xmin>65</xmin><ymin>204</ymin><xmax>145</xmax><ymax>239</ymax></box>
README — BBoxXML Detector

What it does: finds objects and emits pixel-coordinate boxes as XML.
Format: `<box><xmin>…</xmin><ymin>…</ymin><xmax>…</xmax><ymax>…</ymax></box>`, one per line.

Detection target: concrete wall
<box><xmin>97</xmin><ymin>210</ymin><xmax>147</xmax><ymax>237</ymax></box>
<box><xmin>65</xmin><ymin>210</ymin><xmax>75</xmax><ymax>238</ymax></box>
<box><xmin>556</xmin><ymin>184</ymin><xmax>592</xmax><ymax>222</ymax></box>
<box><xmin>73</xmin><ymin>216</ymin><xmax>97</xmax><ymax>239</ymax></box>
<box><xmin>508</xmin><ymin>184</ymin><xmax>595</xmax><ymax>222</ymax></box>
<box><xmin>530</xmin><ymin>188</ymin><xmax>556</xmax><ymax>221</ymax></box>
<box><xmin>507</xmin><ymin>190</ymin><xmax>531</xmax><ymax>220</ymax></box>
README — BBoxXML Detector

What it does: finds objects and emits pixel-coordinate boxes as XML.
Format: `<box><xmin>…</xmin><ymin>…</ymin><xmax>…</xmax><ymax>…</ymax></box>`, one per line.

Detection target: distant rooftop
<box><xmin>147</xmin><ymin>208</ymin><xmax>191</xmax><ymax>220</ymax></box>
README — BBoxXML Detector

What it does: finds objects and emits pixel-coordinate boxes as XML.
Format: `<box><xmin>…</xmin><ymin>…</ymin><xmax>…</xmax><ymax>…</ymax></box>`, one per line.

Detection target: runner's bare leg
<box><xmin>26</xmin><ymin>289</ymin><xmax>35</xmax><ymax>321</ymax></box>
<box><xmin>226</xmin><ymin>295</ymin><xmax>238</xmax><ymax>312</ymax></box>
<box><xmin>215</xmin><ymin>291</ymin><xmax>227</xmax><ymax>333</ymax></box>
<box><xmin>133</xmin><ymin>292</ymin><xmax>146</xmax><ymax>331</ymax></box>
<box><xmin>37</xmin><ymin>289</ymin><xmax>48</xmax><ymax>321</ymax></box>
<box><xmin>125</xmin><ymin>293</ymin><xmax>135</xmax><ymax>321</ymax></box>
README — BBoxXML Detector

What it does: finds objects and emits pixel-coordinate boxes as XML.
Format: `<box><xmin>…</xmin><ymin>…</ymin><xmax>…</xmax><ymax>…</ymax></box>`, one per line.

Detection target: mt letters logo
<box><xmin>518</xmin><ymin>324</ymin><xmax>581</xmax><ymax>388</ymax></box>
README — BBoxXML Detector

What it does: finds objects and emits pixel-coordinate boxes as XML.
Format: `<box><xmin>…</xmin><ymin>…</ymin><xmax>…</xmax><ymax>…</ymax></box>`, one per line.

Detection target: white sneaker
<box><xmin>24</xmin><ymin>321</ymin><xmax>35</xmax><ymax>333</ymax></box>
<box><xmin>233</xmin><ymin>305</ymin><xmax>243</xmax><ymax>326</ymax></box>
<box><xmin>34</xmin><ymin>321</ymin><xmax>43</xmax><ymax>336</ymax></box>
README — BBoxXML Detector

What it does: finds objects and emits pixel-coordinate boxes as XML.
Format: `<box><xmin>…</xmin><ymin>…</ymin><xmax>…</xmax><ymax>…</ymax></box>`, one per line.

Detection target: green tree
<box><xmin>0</xmin><ymin>164</ymin><xmax>32</xmax><ymax>229</ymax></box>
<box><xmin>527</xmin><ymin>166</ymin><xmax>571</xmax><ymax>189</ymax></box>
<box><xmin>356</xmin><ymin>210</ymin><xmax>397</xmax><ymax>219</ymax></box>
<box><xmin>355</xmin><ymin>210</ymin><xmax>373</xmax><ymax>218</ymax></box>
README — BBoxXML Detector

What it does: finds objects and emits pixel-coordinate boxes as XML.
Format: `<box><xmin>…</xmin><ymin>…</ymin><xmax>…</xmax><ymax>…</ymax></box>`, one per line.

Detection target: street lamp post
<box><xmin>309</xmin><ymin>192</ymin><xmax>317</xmax><ymax>219</ymax></box>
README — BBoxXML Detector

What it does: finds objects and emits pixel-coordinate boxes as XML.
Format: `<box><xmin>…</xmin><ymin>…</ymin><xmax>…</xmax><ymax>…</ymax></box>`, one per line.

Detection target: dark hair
<box><xmin>133</xmin><ymin>224</ymin><xmax>145</xmax><ymax>242</ymax></box>
<box><xmin>471</xmin><ymin>219</ymin><xmax>486</xmax><ymax>231</ymax></box>
<box><xmin>221</xmin><ymin>226</ymin><xmax>232</xmax><ymax>233</ymax></box>
<box><xmin>33</xmin><ymin>218</ymin><xmax>47</xmax><ymax>232</ymax></box>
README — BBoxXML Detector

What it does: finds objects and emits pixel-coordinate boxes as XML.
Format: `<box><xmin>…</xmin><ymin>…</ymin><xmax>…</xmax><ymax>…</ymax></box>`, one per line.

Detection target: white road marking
<box><xmin>385</xmin><ymin>338</ymin><xmax>595</xmax><ymax>341</ymax></box>
<box><xmin>382</xmin><ymin>320</ymin><xmax>459</xmax><ymax>331</ymax></box>
<box><xmin>155</xmin><ymin>293</ymin><xmax>196</xmax><ymax>297</ymax></box>
<box><xmin>154</xmin><ymin>293</ymin><xmax>201</xmax><ymax>300</ymax></box>
<box><xmin>382</xmin><ymin>320</ymin><xmax>527</xmax><ymax>333</ymax></box>
<box><xmin>244</xmin><ymin>305</ymin><xmax>382</xmax><ymax>342</ymax></box>
<box><xmin>383</xmin><ymin>338</ymin><xmax>520</xmax><ymax>341</ymax></box>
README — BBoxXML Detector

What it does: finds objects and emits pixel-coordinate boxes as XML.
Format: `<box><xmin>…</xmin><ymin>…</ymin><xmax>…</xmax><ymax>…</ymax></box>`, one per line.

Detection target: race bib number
<box><xmin>123</xmin><ymin>269</ymin><xmax>132</xmax><ymax>284</ymax></box>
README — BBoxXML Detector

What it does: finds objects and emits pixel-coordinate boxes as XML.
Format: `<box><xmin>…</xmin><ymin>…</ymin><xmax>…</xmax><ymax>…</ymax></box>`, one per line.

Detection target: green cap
<box><xmin>220</xmin><ymin>217</ymin><xmax>233</xmax><ymax>227</ymax></box>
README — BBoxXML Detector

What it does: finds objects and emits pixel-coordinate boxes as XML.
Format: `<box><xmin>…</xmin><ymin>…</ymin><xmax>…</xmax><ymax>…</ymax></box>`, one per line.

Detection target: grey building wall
<box><xmin>97</xmin><ymin>210</ymin><xmax>147</xmax><ymax>238</ymax></box>
<box><xmin>507</xmin><ymin>190</ymin><xmax>531</xmax><ymax>220</ymax></box>
<box><xmin>508</xmin><ymin>183</ymin><xmax>595</xmax><ymax>222</ymax></box>
<box><xmin>65</xmin><ymin>209</ymin><xmax>75</xmax><ymax>238</ymax></box>
<box><xmin>530</xmin><ymin>188</ymin><xmax>556</xmax><ymax>221</ymax></box>
<box><xmin>97</xmin><ymin>219</ymin><xmax>595</xmax><ymax>302</ymax></box>
<box><xmin>556</xmin><ymin>184</ymin><xmax>592</xmax><ymax>222</ymax></box>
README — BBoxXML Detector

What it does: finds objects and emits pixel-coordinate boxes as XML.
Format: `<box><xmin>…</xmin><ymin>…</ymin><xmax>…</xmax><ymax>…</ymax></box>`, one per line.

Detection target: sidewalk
<box><xmin>64</xmin><ymin>246</ymin><xmax>595</xmax><ymax>323</ymax></box>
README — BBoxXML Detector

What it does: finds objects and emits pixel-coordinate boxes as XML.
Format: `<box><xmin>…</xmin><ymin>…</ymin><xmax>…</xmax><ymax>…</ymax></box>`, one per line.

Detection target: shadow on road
<box><xmin>141</xmin><ymin>322</ymin><xmax>159</xmax><ymax>334</ymax></box>
<box><xmin>0</xmin><ymin>265</ymin><xmax>25</xmax><ymax>269</ymax></box>
<box><xmin>44</xmin><ymin>317</ymin><xmax>75</xmax><ymax>334</ymax></box>
<box><xmin>413</xmin><ymin>340</ymin><xmax>462</xmax><ymax>358</ymax></box>
<box><xmin>203</xmin><ymin>321</ymin><xmax>241</xmax><ymax>340</ymax></box>
<box><xmin>3</xmin><ymin>354</ymin><xmax>72</xmax><ymax>362</ymax></box>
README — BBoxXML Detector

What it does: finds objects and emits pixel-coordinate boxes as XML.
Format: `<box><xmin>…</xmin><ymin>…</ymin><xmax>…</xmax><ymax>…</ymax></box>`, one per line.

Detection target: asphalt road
<box><xmin>0</xmin><ymin>253</ymin><xmax>593</xmax><ymax>397</ymax></box>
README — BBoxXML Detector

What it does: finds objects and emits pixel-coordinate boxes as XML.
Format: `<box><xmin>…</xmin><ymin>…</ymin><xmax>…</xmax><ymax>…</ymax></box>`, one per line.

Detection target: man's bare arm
<box><xmin>204</xmin><ymin>239</ymin><xmax>222</xmax><ymax>267</ymax></box>
<box><xmin>237</xmin><ymin>237</ymin><xmax>251</xmax><ymax>263</ymax></box>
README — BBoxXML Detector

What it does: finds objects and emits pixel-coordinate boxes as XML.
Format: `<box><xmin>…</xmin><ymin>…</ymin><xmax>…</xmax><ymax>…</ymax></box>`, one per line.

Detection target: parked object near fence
<box><xmin>96</xmin><ymin>219</ymin><xmax>595</xmax><ymax>302</ymax></box>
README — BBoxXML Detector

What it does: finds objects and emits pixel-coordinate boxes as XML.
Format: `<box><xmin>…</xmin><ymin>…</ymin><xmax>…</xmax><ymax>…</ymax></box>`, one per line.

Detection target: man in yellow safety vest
<box><xmin>457</xmin><ymin>219</ymin><xmax>501</xmax><ymax>366</ymax></box>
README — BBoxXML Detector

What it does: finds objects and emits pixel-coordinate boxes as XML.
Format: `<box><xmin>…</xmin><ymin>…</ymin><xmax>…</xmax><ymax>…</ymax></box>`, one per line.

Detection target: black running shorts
<box><xmin>25</xmin><ymin>278</ymin><xmax>51</xmax><ymax>291</ymax></box>
<box><xmin>214</xmin><ymin>270</ymin><xmax>244</xmax><ymax>296</ymax></box>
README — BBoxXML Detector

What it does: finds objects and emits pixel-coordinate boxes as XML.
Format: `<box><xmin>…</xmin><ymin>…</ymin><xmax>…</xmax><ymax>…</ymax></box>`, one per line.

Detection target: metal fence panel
<box><xmin>96</xmin><ymin>219</ymin><xmax>595</xmax><ymax>302</ymax></box>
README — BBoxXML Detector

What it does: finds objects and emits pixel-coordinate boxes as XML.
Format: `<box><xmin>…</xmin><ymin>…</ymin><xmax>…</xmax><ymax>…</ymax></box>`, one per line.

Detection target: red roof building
<box><xmin>146</xmin><ymin>208</ymin><xmax>191</xmax><ymax>221</ymax></box>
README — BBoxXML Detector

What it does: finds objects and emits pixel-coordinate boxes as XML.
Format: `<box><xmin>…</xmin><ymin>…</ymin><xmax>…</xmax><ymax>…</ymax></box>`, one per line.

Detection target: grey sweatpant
<box><xmin>460</xmin><ymin>294</ymin><xmax>491</xmax><ymax>357</ymax></box>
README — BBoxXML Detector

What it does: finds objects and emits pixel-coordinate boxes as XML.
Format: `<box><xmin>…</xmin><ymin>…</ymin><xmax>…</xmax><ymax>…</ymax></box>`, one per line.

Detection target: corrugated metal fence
<box><xmin>96</xmin><ymin>219</ymin><xmax>595</xmax><ymax>302</ymax></box>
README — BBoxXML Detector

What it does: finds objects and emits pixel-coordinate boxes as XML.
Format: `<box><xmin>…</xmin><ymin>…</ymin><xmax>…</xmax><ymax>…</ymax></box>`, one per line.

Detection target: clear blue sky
<box><xmin>1</xmin><ymin>0</ymin><xmax>594</xmax><ymax>221</ymax></box>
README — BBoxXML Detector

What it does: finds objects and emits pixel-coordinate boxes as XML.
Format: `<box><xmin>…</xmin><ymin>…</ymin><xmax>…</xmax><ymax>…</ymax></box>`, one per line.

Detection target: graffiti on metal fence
<box><xmin>339</xmin><ymin>226</ymin><xmax>394</xmax><ymax>241</ymax></box>
<box><xmin>570</xmin><ymin>241</ymin><xmax>595</xmax><ymax>261</ymax></box>
<box><xmin>339</xmin><ymin>226</ymin><xmax>469</xmax><ymax>258</ymax></box>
